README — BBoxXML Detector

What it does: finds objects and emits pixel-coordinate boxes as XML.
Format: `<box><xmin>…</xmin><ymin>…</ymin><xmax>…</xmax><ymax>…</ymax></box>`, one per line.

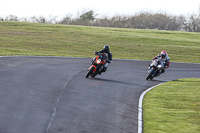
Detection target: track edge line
<box><xmin>138</xmin><ymin>83</ymin><xmax>164</xmax><ymax>133</ymax></box>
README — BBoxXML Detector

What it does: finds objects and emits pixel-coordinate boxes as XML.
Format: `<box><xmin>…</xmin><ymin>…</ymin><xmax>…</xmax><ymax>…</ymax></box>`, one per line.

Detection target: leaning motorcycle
<box><xmin>85</xmin><ymin>53</ymin><xmax>107</xmax><ymax>78</ymax></box>
<box><xmin>146</xmin><ymin>58</ymin><xmax>164</xmax><ymax>80</ymax></box>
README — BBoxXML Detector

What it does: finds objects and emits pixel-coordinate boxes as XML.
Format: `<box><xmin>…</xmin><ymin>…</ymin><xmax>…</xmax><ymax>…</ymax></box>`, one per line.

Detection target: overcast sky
<box><xmin>1</xmin><ymin>0</ymin><xmax>200</xmax><ymax>18</ymax></box>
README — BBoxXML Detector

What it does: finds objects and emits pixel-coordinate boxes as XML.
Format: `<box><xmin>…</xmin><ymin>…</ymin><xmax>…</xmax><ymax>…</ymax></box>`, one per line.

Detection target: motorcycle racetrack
<box><xmin>0</xmin><ymin>56</ymin><xmax>199</xmax><ymax>133</ymax></box>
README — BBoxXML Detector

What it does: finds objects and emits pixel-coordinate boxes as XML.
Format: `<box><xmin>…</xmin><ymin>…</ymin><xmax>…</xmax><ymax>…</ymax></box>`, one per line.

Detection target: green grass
<box><xmin>143</xmin><ymin>78</ymin><xmax>200</xmax><ymax>133</ymax></box>
<box><xmin>0</xmin><ymin>21</ymin><xmax>200</xmax><ymax>63</ymax></box>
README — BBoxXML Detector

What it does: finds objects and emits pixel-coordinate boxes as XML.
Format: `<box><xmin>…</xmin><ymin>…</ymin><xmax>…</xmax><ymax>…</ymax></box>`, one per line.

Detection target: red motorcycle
<box><xmin>85</xmin><ymin>53</ymin><xmax>107</xmax><ymax>78</ymax></box>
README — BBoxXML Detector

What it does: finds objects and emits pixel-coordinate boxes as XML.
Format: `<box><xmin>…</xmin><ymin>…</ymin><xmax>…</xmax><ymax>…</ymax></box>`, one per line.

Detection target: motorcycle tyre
<box><xmin>91</xmin><ymin>74</ymin><xmax>96</xmax><ymax>78</ymax></box>
<box><xmin>85</xmin><ymin>66</ymin><xmax>95</xmax><ymax>78</ymax></box>
<box><xmin>146</xmin><ymin>68</ymin><xmax>154</xmax><ymax>80</ymax></box>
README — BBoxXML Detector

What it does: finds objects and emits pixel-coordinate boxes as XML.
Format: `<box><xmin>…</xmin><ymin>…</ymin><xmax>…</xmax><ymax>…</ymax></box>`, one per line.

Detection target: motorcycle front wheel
<box><xmin>85</xmin><ymin>66</ymin><xmax>95</xmax><ymax>78</ymax></box>
<box><xmin>146</xmin><ymin>68</ymin><xmax>155</xmax><ymax>80</ymax></box>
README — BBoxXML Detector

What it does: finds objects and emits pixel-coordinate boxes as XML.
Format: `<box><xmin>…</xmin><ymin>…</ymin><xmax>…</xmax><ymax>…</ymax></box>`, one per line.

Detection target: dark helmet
<box><xmin>103</xmin><ymin>45</ymin><xmax>110</xmax><ymax>52</ymax></box>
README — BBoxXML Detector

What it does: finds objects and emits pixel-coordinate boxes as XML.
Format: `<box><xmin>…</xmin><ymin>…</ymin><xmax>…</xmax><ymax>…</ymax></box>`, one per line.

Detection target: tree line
<box><xmin>1</xmin><ymin>10</ymin><xmax>200</xmax><ymax>32</ymax></box>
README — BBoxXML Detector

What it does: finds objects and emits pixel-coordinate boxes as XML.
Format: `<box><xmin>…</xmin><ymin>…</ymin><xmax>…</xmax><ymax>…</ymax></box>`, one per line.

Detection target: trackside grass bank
<box><xmin>143</xmin><ymin>78</ymin><xmax>200</xmax><ymax>133</ymax></box>
<box><xmin>0</xmin><ymin>22</ymin><xmax>200</xmax><ymax>63</ymax></box>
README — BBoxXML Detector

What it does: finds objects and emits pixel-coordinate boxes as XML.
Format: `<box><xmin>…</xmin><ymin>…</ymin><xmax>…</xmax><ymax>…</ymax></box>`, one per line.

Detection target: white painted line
<box><xmin>138</xmin><ymin>83</ymin><xmax>164</xmax><ymax>133</ymax></box>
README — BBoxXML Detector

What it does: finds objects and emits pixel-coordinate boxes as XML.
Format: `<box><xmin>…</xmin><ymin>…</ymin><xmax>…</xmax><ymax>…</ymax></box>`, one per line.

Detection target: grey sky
<box><xmin>1</xmin><ymin>0</ymin><xmax>200</xmax><ymax>18</ymax></box>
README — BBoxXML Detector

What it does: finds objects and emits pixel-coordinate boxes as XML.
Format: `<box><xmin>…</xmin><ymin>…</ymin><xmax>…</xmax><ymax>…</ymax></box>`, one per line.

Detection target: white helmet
<box><xmin>161</xmin><ymin>50</ymin><xmax>167</xmax><ymax>58</ymax></box>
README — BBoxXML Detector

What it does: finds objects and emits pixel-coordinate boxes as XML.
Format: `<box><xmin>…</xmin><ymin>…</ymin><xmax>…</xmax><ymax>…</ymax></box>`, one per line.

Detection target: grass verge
<box><xmin>143</xmin><ymin>78</ymin><xmax>200</xmax><ymax>133</ymax></box>
<box><xmin>0</xmin><ymin>21</ymin><xmax>200</xmax><ymax>63</ymax></box>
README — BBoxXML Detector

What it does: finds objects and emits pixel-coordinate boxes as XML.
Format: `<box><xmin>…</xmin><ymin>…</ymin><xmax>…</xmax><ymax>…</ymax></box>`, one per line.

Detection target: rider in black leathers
<box><xmin>91</xmin><ymin>45</ymin><xmax>112</xmax><ymax>74</ymax></box>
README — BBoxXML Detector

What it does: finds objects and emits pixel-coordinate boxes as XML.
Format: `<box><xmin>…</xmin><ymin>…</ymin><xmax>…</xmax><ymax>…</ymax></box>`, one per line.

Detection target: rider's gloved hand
<box><xmin>95</xmin><ymin>51</ymin><xmax>99</xmax><ymax>55</ymax></box>
<box><xmin>167</xmin><ymin>62</ymin><xmax>170</xmax><ymax>68</ymax></box>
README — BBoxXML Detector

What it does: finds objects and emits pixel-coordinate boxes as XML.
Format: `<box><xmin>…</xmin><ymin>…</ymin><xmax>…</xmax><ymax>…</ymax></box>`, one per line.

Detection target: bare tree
<box><xmin>0</xmin><ymin>17</ymin><xmax>3</xmax><ymax>21</ymax></box>
<box><xmin>47</xmin><ymin>16</ymin><xmax>58</xmax><ymax>24</ymax></box>
<box><xmin>3</xmin><ymin>10</ymin><xmax>200</xmax><ymax>32</ymax></box>
<box><xmin>59</xmin><ymin>14</ymin><xmax>73</xmax><ymax>24</ymax></box>
<box><xmin>37</xmin><ymin>16</ymin><xmax>46</xmax><ymax>23</ymax></box>
<box><xmin>30</xmin><ymin>16</ymin><xmax>38</xmax><ymax>23</ymax></box>
<box><xmin>187</xmin><ymin>14</ymin><xmax>200</xmax><ymax>32</ymax></box>
<box><xmin>5</xmin><ymin>15</ymin><xmax>18</xmax><ymax>21</ymax></box>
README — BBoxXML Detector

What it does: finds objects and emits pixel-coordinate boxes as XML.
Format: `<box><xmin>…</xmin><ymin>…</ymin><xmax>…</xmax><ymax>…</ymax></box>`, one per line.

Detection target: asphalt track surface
<box><xmin>0</xmin><ymin>56</ymin><xmax>199</xmax><ymax>133</ymax></box>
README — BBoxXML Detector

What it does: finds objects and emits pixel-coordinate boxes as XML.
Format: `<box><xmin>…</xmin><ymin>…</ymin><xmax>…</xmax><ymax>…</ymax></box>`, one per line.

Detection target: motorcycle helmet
<box><xmin>103</xmin><ymin>45</ymin><xmax>110</xmax><ymax>53</ymax></box>
<box><xmin>161</xmin><ymin>50</ymin><xmax>167</xmax><ymax>58</ymax></box>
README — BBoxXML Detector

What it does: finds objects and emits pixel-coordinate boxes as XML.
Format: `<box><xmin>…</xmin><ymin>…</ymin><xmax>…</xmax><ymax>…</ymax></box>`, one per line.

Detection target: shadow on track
<box><xmin>150</xmin><ymin>79</ymin><xmax>169</xmax><ymax>82</ymax></box>
<box><xmin>89</xmin><ymin>77</ymin><xmax>145</xmax><ymax>87</ymax></box>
